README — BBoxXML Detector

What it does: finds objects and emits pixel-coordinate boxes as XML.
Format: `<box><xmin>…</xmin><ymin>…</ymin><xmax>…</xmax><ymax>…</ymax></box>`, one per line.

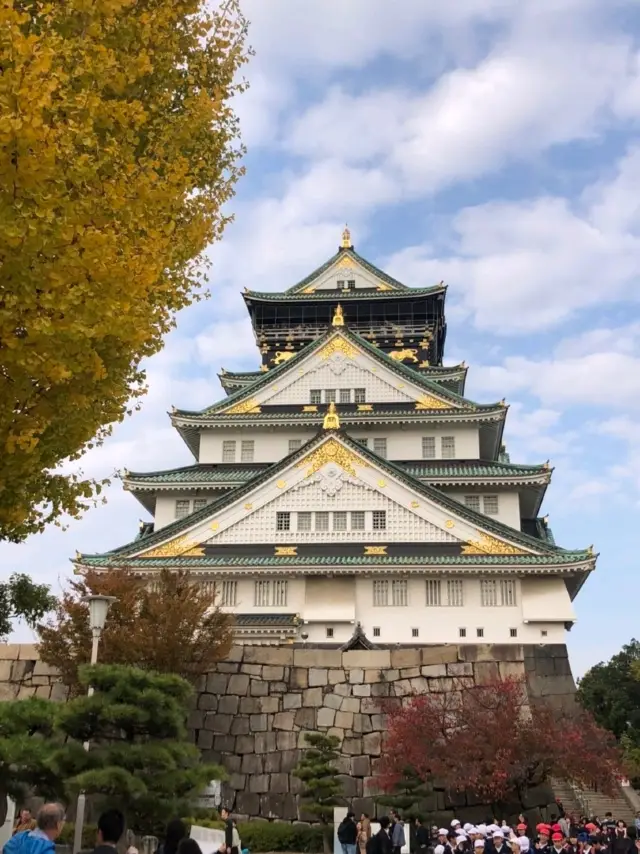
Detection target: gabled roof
<box><xmin>243</xmin><ymin>284</ymin><xmax>445</xmax><ymax>303</ymax></box>
<box><xmin>284</xmin><ymin>246</ymin><xmax>410</xmax><ymax>294</ymax></box>
<box><xmin>79</xmin><ymin>429</ymin><xmax>591</xmax><ymax>568</ymax></box>
<box><xmin>173</xmin><ymin>326</ymin><xmax>498</xmax><ymax>420</ymax></box>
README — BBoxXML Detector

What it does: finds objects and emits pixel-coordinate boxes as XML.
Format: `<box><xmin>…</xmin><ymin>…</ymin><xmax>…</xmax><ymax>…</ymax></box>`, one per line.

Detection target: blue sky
<box><xmin>2</xmin><ymin>0</ymin><xmax>640</xmax><ymax>677</ymax></box>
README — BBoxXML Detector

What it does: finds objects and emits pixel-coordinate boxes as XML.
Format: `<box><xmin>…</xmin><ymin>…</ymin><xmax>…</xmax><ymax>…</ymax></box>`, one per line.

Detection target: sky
<box><xmin>2</xmin><ymin>0</ymin><xmax>640</xmax><ymax>678</ymax></box>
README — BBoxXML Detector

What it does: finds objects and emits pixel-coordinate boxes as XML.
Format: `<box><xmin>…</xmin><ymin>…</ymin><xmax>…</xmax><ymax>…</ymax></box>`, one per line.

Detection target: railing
<box><xmin>255</xmin><ymin>321</ymin><xmax>435</xmax><ymax>341</ymax></box>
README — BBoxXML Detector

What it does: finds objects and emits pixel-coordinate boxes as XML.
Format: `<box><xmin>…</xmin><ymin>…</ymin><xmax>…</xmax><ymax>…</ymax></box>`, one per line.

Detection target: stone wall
<box><xmin>0</xmin><ymin>642</ymin><xmax>577</xmax><ymax>824</ymax></box>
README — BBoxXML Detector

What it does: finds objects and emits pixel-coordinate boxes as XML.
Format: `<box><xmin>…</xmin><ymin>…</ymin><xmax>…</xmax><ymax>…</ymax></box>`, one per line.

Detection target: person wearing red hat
<box><xmin>551</xmin><ymin>832</ymin><xmax>565</xmax><ymax>854</ymax></box>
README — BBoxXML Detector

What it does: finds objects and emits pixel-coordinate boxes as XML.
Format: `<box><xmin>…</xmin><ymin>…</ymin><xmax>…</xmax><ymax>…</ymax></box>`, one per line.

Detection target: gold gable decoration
<box><xmin>341</xmin><ymin>225</ymin><xmax>352</xmax><ymax>248</ymax></box>
<box><xmin>376</xmin><ymin>283</ymin><xmax>395</xmax><ymax>292</ymax></box>
<box><xmin>319</xmin><ymin>337</ymin><xmax>358</xmax><ymax>360</ymax></box>
<box><xmin>323</xmin><ymin>401</ymin><xmax>340</xmax><ymax>430</ymax></box>
<box><xmin>140</xmin><ymin>534</ymin><xmax>204</xmax><ymax>559</ymax></box>
<box><xmin>332</xmin><ymin>304</ymin><xmax>345</xmax><ymax>326</ymax></box>
<box><xmin>415</xmin><ymin>394</ymin><xmax>453</xmax><ymax>410</ymax></box>
<box><xmin>296</xmin><ymin>437</ymin><xmax>368</xmax><ymax>479</ymax></box>
<box><xmin>461</xmin><ymin>533</ymin><xmax>526</xmax><ymax>556</ymax></box>
<box><xmin>225</xmin><ymin>398</ymin><xmax>261</xmax><ymax>415</ymax></box>
<box><xmin>336</xmin><ymin>254</ymin><xmax>356</xmax><ymax>269</ymax></box>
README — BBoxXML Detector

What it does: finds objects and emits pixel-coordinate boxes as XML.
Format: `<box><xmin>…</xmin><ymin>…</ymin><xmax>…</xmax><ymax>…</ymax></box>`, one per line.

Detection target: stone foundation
<box><xmin>0</xmin><ymin>642</ymin><xmax>576</xmax><ymax>823</ymax></box>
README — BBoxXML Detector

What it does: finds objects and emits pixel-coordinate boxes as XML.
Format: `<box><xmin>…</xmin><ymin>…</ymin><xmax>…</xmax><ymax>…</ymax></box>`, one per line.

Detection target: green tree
<box><xmin>293</xmin><ymin>733</ymin><xmax>343</xmax><ymax>854</ymax></box>
<box><xmin>0</xmin><ymin>697</ymin><xmax>61</xmax><ymax>825</ymax></box>
<box><xmin>55</xmin><ymin>663</ymin><xmax>224</xmax><ymax>833</ymax></box>
<box><xmin>0</xmin><ymin>573</ymin><xmax>56</xmax><ymax>640</ymax></box>
<box><xmin>577</xmin><ymin>640</ymin><xmax>640</xmax><ymax>741</ymax></box>
<box><xmin>0</xmin><ymin>0</ymin><xmax>250</xmax><ymax>542</ymax></box>
<box><xmin>377</xmin><ymin>766</ymin><xmax>433</xmax><ymax>819</ymax></box>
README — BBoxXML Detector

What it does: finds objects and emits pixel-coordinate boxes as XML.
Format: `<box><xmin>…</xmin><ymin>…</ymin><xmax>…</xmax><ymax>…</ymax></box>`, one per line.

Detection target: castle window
<box><xmin>333</xmin><ymin>511</ymin><xmax>347</xmax><ymax>531</ymax></box>
<box><xmin>510</xmin><ymin>628</ymin><xmax>518</xmax><ymax>638</ymax></box>
<box><xmin>464</xmin><ymin>495</ymin><xmax>481</xmax><ymax>512</ymax></box>
<box><xmin>175</xmin><ymin>499</ymin><xmax>191</xmax><ymax>519</ymax></box>
<box><xmin>273</xmin><ymin>580</ymin><xmax>288</xmax><ymax>607</ymax></box>
<box><xmin>276</xmin><ymin>512</ymin><xmax>291</xmax><ymax>531</ymax></box>
<box><xmin>500</xmin><ymin>579</ymin><xmax>517</xmax><ymax>606</ymax></box>
<box><xmin>459</xmin><ymin>627</ymin><xmax>467</xmax><ymax>638</ymax></box>
<box><xmin>347</xmin><ymin>280</ymin><xmax>356</xmax><ymax>290</ymax></box>
<box><xmin>422</xmin><ymin>436</ymin><xmax>436</xmax><ymax>459</ymax></box>
<box><xmin>476</xmin><ymin>627</ymin><xmax>484</xmax><ymax>638</ymax></box>
<box><xmin>222</xmin><ymin>440</ymin><xmax>236</xmax><ymax>462</ymax></box>
<box><xmin>480</xmin><ymin>579</ymin><xmax>497</xmax><ymax>607</ymax></box>
<box><xmin>254</xmin><ymin>580</ymin><xmax>271</xmax><ymax>607</ymax></box>
<box><xmin>193</xmin><ymin>498</ymin><xmax>208</xmax><ymax>512</ymax></box>
<box><xmin>310</xmin><ymin>390</ymin><xmax>322</xmax><ymax>405</ymax></box>
<box><xmin>325</xmin><ymin>389</ymin><xmax>337</xmax><ymax>403</ymax></box>
<box><xmin>315</xmin><ymin>511</ymin><xmax>329</xmax><ymax>531</ymax></box>
<box><xmin>373</xmin><ymin>580</ymin><xmax>389</xmax><ymax>606</ymax></box>
<box><xmin>339</xmin><ymin>388</ymin><xmax>351</xmax><ymax>404</ymax></box>
<box><xmin>425</xmin><ymin>579</ymin><xmax>441</xmax><ymax>606</ymax></box>
<box><xmin>373</xmin><ymin>438</ymin><xmax>387</xmax><ymax>458</ymax></box>
<box><xmin>541</xmin><ymin>630</ymin><xmax>548</xmax><ymax>637</ymax></box>
<box><xmin>351</xmin><ymin>511</ymin><xmax>365</xmax><ymax>531</ymax></box>
<box><xmin>447</xmin><ymin>579</ymin><xmax>464</xmax><ymax>607</ymax></box>
<box><xmin>483</xmin><ymin>495</ymin><xmax>499</xmax><ymax>515</ymax></box>
<box><xmin>392</xmin><ymin>579</ymin><xmax>408</xmax><ymax>607</ymax></box>
<box><xmin>356</xmin><ymin>438</ymin><xmax>368</xmax><ymax>448</ymax></box>
<box><xmin>326</xmin><ymin>627</ymin><xmax>334</xmax><ymax>639</ymax></box>
<box><xmin>241</xmin><ymin>440</ymin><xmax>255</xmax><ymax>463</ymax></box>
<box><xmin>297</xmin><ymin>512</ymin><xmax>312</xmax><ymax>532</ymax></box>
<box><xmin>289</xmin><ymin>438</ymin><xmax>303</xmax><ymax>453</ymax></box>
<box><xmin>354</xmin><ymin>388</ymin><xmax>366</xmax><ymax>403</ymax></box>
<box><xmin>373</xmin><ymin>627</ymin><xmax>381</xmax><ymax>637</ymax></box>
<box><xmin>372</xmin><ymin>510</ymin><xmax>386</xmax><ymax>530</ymax></box>
<box><xmin>412</xmin><ymin>628</ymin><xmax>419</xmax><ymax>638</ymax></box>
<box><xmin>441</xmin><ymin>436</ymin><xmax>456</xmax><ymax>458</ymax></box>
<box><xmin>221</xmin><ymin>581</ymin><xmax>237</xmax><ymax>607</ymax></box>
<box><xmin>337</xmin><ymin>279</ymin><xmax>345</xmax><ymax>290</ymax></box>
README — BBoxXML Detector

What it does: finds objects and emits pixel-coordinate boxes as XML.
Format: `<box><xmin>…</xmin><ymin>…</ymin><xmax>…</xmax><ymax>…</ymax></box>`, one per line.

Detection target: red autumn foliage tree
<box><xmin>378</xmin><ymin>677</ymin><xmax>623</xmax><ymax>806</ymax></box>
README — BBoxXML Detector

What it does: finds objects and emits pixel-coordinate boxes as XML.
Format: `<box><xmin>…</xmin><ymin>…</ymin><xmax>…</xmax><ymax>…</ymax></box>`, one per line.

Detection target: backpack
<box><xmin>338</xmin><ymin>821</ymin><xmax>352</xmax><ymax>844</ymax></box>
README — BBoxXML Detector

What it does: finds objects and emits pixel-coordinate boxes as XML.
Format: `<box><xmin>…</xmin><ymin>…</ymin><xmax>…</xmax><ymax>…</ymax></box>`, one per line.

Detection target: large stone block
<box><xmin>0</xmin><ymin>644</ymin><xmax>21</xmax><ymax>660</ymax></box>
<box><xmin>214</xmin><ymin>734</ymin><xmax>236</xmax><ymax>753</ymax></box>
<box><xmin>447</xmin><ymin>662</ymin><xmax>473</xmax><ymax>677</ymax></box>
<box><xmin>409</xmin><ymin>677</ymin><xmax>429</xmax><ymax>694</ymax></box>
<box><xmin>259</xmin><ymin>696</ymin><xmax>280</xmax><ymax>713</ymax></box>
<box><xmin>294</xmin><ymin>707</ymin><xmax>316</xmax><ymax>729</ymax></box>
<box><xmin>249</xmin><ymin>774</ymin><xmax>270</xmax><ymax>793</ymax></box>
<box><xmin>227</xmin><ymin>674</ymin><xmax>250</xmax><ymax>695</ymax></box>
<box><xmin>334</xmin><ymin>683</ymin><xmax>351</xmax><ymax>697</ymax></box>
<box><xmin>363</xmin><ymin>732</ymin><xmax>382</xmax><ymax>755</ymax></box>
<box><xmin>198</xmin><ymin>693</ymin><xmax>218</xmax><ymax>711</ymax></box>
<box><xmin>348</xmin><ymin>668</ymin><xmax>364</xmax><ymax>684</ymax></box>
<box><xmin>341</xmin><ymin>696</ymin><xmax>361</xmax><ymax>713</ymax></box>
<box><xmin>230</xmin><ymin>716</ymin><xmax>250</xmax><ymax>735</ymax></box>
<box><xmin>11</xmin><ymin>660</ymin><xmax>34</xmax><ymax>680</ymax></box>
<box><xmin>18</xmin><ymin>644</ymin><xmax>38</xmax><ymax>661</ymax></box>
<box><xmin>217</xmin><ymin>662</ymin><xmax>240</xmax><ymax>674</ymax></box>
<box><xmin>352</xmin><ymin>713</ymin><xmax>373</xmax><ymax>734</ymax></box>
<box><xmin>243</xmin><ymin>647</ymin><xmax>293</xmax><ymax>666</ymax></box>
<box><xmin>361</xmin><ymin>697</ymin><xmax>385</xmax><ymax>714</ymax></box>
<box><xmin>352</xmin><ymin>684</ymin><xmax>371</xmax><ymax>697</ymax></box>
<box><xmin>343</xmin><ymin>650</ymin><xmax>391</xmax><ymax>669</ymax></box>
<box><xmin>474</xmin><ymin>661</ymin><xmax>499</xmax><ymax>684</ymax></box>
<box><xmin>250</xmin><ymin>714</ymin><xmax>268</xmax><ymax>732</ymax></box>
<box><xmin>255</xmin><ymin>731</ymin><xmax>277</xmax><ymax>753</ymax></box>
<box><xmin>188</xmin><ymin>710</ymin><xmax>204</xmax><ymax>730</ymax></box>
<box><xmin>283</xmin><ymin>693</ymin><xmax>302</xmax><ymax>710</ymax></box>
<box><xmin>273</xmin><ymin>711</ymin><xmax>296</xmax><ymax>730</ymax></box>
<box><xmin>421</xmin><ymin>646</ymin><xmax>458</xmax><ymax>665</ymax></box>
<box><xmin>277</xmin><ymin>731</ymin><xmax>299</xmax><ymax>750</ymax></box>
<box><xmin>218</xmin><ymin>695</ymin><xmax>239</xmax><ymax>715</ymax></box>
<box><xmin>236</xmin><ymin>735</ymin><xmax>255</xmax><ymax>754</ymax></box>
<box><xmin>281</xmin><ymin>748</ymin><xmax>301</xmax><ymax>772</ymax></box>
<box><xmin>393</xmin><ymin>679</ymin><xmax>413</xmax><ymax>697</ymax></box>
<box><xmin>421</xmin><ymin>664</ymin><xmax>448</xmax><ymax>677</ymax></box>
<box><xmin>50</xmin><ymin>682</ymin><xmax>68</xmax><ymax>702</ymax></box>
<box><xmin>294</xmin><ymin>649</ymin><xmax>342</xmax><ymax>668</ymax></box>
<box><xmin>236</xmin><ymin>792</ymin><xmax>261</xmax><ymax>815</ymax></box>
<box><xmin>323</xmin><ymin>692</ymin><xmax>343</xmax><ymax>710</ymax></box>
<box><xmin>371</xmin><ymin>682</ymin><xmax>391</xmax><ymax>698</ymax></box>
<box><xmin>261</xmin><ymin>793</ymin><xmax>297</xmax><ymax>821</ymax></box>
<box><xmin>363</xmin><ymin>776</ymin><xmax>382</xmax><ymax>796</ymax></box>
<box><xmin>351</xmin><ymin>755</ymin><xmax>371</xmax><ymax>777</ymax></box>
<box><xmin>335</xmin><ymin>711</ymin><xmax>354</xmax><ymax>729</ymax></box>
<box><xmin>328</xmin><ymin>668</ymin><xmax>346</xmax><ymax>685</ymax></box>
<box><xmin>250</xmin><ymin>680</ymin><xmax>269</xmax><ymax>697</ymax></box>
<box><xmin>197</xmin><ymin>730</ymin><xmax>213</xmax><ymax>749</ymax></box>
<box><xmin>241</xmin><ymin>753</ymin><xmax>264</xmax><ymax>774</ymax></box>
<box><xmin>336</xmin><ymin>774</ymin><xmax>359</xmax><ymax>797</ymax></box>
<box><xmin>265</xmin><ymin>752</ymin><xmax>282</xmax><ymax>773</ymax></box>
<box><xmin>391</xmin><ymin>648</ymin><xmax>421</xmax><ymax>669</ymax></box>
<box><xmin>269</xmin><ymin>772</ymin><xmax>290</xmax><ymax>794</ymax></box>
<box><xmin>226</xmin><ymin>646</ymin><xmax>244</xmax><ymax>662</ymax></box>
<box><xmin>499</xmin><ymin>661</ymin><xmax>526</xmax><ymax>680</ymax></box>
<box><xmin>303</xmin><ymin>687</ymin><xmax>324</xmax><ymax>706</ymax></box>
<box><xmin>400</xmin><ymin>667</ymin><xmax>421</xmax><ymax>679</ymax></box>
<box><xmin>228</xmin><ymin>772</ymin><xmax>246</xmax><ymax>791</ymax></box>
<box><xmin>239</xmin><ymin>697</ymin><xmax>262</xmax><ymax>714</ymax></box>
<box><xmin>343</xmin><ymin>737</ymin><xmax>363</xmax><ymax>755</ymax></box>
<box><xmin>33</xmin><ymin>661</ymin><xmax>59</xmax><ymax>678</ymax></box>
<box><xmin>241</xmin><ymin>664</ymin><xmax>263</xmax><ymax>677</ymax></box>
<box><xmin>309</xmin><ymin>668</ymin><xmax>328</xmax><ymax>687</ymax></box>
<box><xmin>262</xmin><ymin>665</ymin><xmax>285</xmax><ymax>681</ymax></box>
<box><xmin>210</xmin><ymin>714</ymin><xmax>233</xmax><ymax>734</ymax></box>
<box><xmin>289</xmin><ymin>668</ymin><xmax>309</xmax><ymax>689</ymax></box>
<box><xmin>317</xmin><ymin>707</ymin><xmax>336</xmax><ymax>727</ymax></box>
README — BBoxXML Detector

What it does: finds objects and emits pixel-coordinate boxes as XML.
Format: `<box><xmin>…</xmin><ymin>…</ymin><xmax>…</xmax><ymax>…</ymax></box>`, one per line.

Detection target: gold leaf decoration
<box><xmin>445</xmin><ymin>520</ymin><xmax>455</xmax><ymax>529</ymax></box>
<box><xmin>244</xmin><ymin>503</ymin><xmax>253</xmax><ymax>510</ymax></box>
<box><xmin>415</xmin><ymin>395</ymin><xmax>453</xmax><ymax>410</ymax></box>
<box><xmin>357</xmin><ymin>404</ymin><xmax>373</xmax><ymax>411</ymax></box>
<box><xmin>377</xmin><ymin>479</ymin><xmax>387</xmax><ymax>488</ymax></box>
<box><xmin>318</xmin><ymin>337</ymin><xmax>358</xmax><ymax>360</ymax></box>
<box><xmin>302</xmin><ymin>286</ymin><xmax>315</xmax><ymax>293</ymax></box>
<box><xmin>210</xmin><ymin>521</ymin><xmax>219</xmax><ymax>531</ymax></box>
<box><xmin>296</xmin><ymin>437</ymin><xmax>368</xmax><ymax>479</ymax></box>
<box><xmin>277</xmin><ymin>479</ymin><xmax>287</xmax><ymax>489</ymax></box>
<box><xmin>376</xmin><ymin>283</ymin><xmax>394</xmax><ymax>292</ymax></box>
<box><xmin>302</xmin><ymin>405</ymin><xmax>318</xmax><ymax>412</ymax></box>
<box><xmin>272</xmin><ymin>351</ymin><xmax>295</xmax><ymax>365</ymax></box>
<box><xmin>419</xmin><ymin>360</ymin><xmax>430</xmax><ymax>368</ymax></box>
<box><xmin>461</xmin><ymin>533</ymin><xmax>526</xmax><ymax>555</ymax></box>
<box><xmin>140</xmin><ymin>534</ymin><xmax>202</xmax><ymax>558</ymax></box>
<box><xmin>389</xmin><ymin>348</ymin><xmax>419</xmax><ymax>363</ymax></box>
<box><xmin>410</xmin><ymin>501</ymin><xmax>420</xmax><ymax>509</ymax></box>
<box><xmin>275</xmin><ymin>546</ymin><xmax>297</xmax><ymax>556</ymax></box>
<box><xmin>336</xmin><ymin>254</ymin><xmax>356</xmax><ymax>268</ymax></box>
<box><xmin>364</xmin><ymin>545</ymin><xmax>387</xmax><ymax>555</ymax></box>
<box><xmin>225</xmin><ymin>398</ymin><xmax>261</xmax><ymax>415</ymax></box>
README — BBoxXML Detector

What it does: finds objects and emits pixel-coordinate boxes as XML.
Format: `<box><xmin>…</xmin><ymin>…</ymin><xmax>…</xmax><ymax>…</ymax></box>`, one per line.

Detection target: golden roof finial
<box><xmin>587</xmin><ymin>544</ymin><xmax>594</xmax><ymax>556</ymax></box>
<box><xmin>323</xmin><ymin>401</ymin><xmax>340</xmax><ymax>430</ymax></box>
<box><xmin>332</xmin><ymin>304</ymin><xmax>345</xmax><ymax>327</ymax></box>
<box><xmin>341</xmin><ymin>225</ymin><xmax>352</xmax><ymax>249</ymax></box>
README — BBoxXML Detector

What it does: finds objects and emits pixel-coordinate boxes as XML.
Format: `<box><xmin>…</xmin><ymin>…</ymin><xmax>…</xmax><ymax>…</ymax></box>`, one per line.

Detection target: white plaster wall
<box><xmin>311</xmin><ymin>262</ymin><xmax>380</xmax><ymax>291</ymax></box>
<box><xmin>199</xmin><ymin>424</ymin><xmax>480</xmax><ymax>465</ymax></box>
<box><xmin>265</xmin><ymin>362</ymin><xmax>414</xmax><ymax>405</ymax></box>
<box><xmin>521</xmin><ymin>577</ymin><xmax>576</xmax><ymax>622</ymax></box>
<box><xmin>218</xmin><ymin>576</ymin><xmax>305</xmax><ymax>614</ymax></box>
<box><xmin>447</xmin><ymin>490</ymin><xmax>521</xmax><ymax>530</ymax></box>
<box><xmin>154</xmin><ymin>494</ymin><xmax>217</xmax><ymax>530</ymax></box>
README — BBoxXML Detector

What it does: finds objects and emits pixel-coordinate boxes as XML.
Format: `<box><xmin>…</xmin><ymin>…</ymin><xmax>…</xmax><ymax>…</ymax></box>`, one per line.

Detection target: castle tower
<box><xmin>75</xmin><ymin>232</ymin><xmax>594</xmax><ymax>648</ymax></box>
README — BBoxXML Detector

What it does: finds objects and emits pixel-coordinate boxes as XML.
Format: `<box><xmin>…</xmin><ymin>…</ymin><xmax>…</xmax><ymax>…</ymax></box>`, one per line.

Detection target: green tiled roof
<box><xmin>174</xmin><ymin>327</ymin><xmax>497</xmax><ymax>419</ymax></box>
<box><xmin>124</xmin><ymin>460</ymin><xmax>550</xmax><ymax>488</ymax></box>
<box><xmin>79</xmin><ymin>429</ymin><xmax>588</xmax><ymax>565</ymax></box>
<box><xmin>234</xmin><ymin>613</ymin><xmax>300</xmax><ymax>627</ymax></box>
<box><xmin>245</xmin><ymin>286</ymin><xmax>444</xmax><ymax>303</ymax></box>
<box><xmin>283</xmin><ymin>247</ymin><xmax>412</xmax><ymax>294</ymax></box>
<box><xmin>219</xmin><ymin>363</ymin><xmax>467</xmax><ymax>385</ymax></box>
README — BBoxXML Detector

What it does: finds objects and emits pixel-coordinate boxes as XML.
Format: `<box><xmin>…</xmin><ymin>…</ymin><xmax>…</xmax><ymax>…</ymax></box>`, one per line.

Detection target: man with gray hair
<box><xmin>4</xmin><ymin>803</ymin><xmax>65</xmax><ymax>854</ymax></box>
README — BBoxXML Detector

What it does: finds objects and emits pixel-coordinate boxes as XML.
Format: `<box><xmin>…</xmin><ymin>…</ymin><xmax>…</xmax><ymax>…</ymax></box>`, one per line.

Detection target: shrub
<box><xmin>181</xmin><ymin>820</ymin><xmax>324</xmax><ymax>853</ymax></box>
<box><xmin>59</xmin><ymin>823</ymin><xmax>97</xmax><ymax>849</ymax></box>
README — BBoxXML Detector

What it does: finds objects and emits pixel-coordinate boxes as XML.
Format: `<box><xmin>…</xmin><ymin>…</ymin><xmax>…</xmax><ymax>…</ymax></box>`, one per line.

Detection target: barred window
<box><xmin>339</xmin><ymin>389</ymin><xmax>351</xmax><ymax>404</ymax></box>
<box><xmin>356</xmin><ymin>438</ymin><xmax>368</xmax><ymax>448</ymax></box>
<box><xmin>315</xmin><ymin>511</ymin><xmax>329</xmax><ymax>531</ymax></box>
<box><xmin>326</xmin><ymin>627</ymin><xmax>334</xmax><ymax>638</ymax></box>
<box><xmin>193</xmin><ymin>498</ymin><xmax>208</xmax><ymax>512</ymax></box>
<box><xmin>337</xmin><ymin>279</ymin><xmax>345</xmax><ymax>290</ymax></box>
<box><xmin>441</xmin><ymin>436</ymin><xmax>456</xmax><ymax>458</ymax></box>
<box><xmin>255</xmin><ymin>580</ymin><xmax>270</xmax><ymax>607</ymax></box>
<box><xmin>500</xmin><ymin>579</ymin><xmax>517</xmax><ymax>606</ymax></box>
<box><xmin>373</xmin><ymin>580</ymin><xmax>389</xmax><ymax>606</ymax></box>
<box><xmin>483</xmin><ymin>495</ymin><xmax>499</xmax><ymax>515</ymax></box>
<box><xmin>175</xmin><ymin>499</ymin><xmax>190</xmax><ymax>519</ymax></box>
<box><xmin>276</xmin><ymin>512</ymin><xmax>291</xmax><ymax>531</ymax></box>
<box><xmin>325</xmin><ymin>389</ymin><xmax>337</xmax><ymax>403</ymax></box>
<box><xmin>354</xmin><ymin>388</ymin><xmax>366</xmax><ymax>404</ymax></box>
<box><xmin>351</xmin><ymin>511</ymin><xmax>365</xmax><ymax>531</ymax></box>
<box><xmin>422</xmin><ymin>436</ymin><xmax>436</xmax><ymax>459</ymax></box>
<box><xmin>464</xmin><ymin>495</ymin><xmax>481</xmax><ymax>512</ymax></box>
<box><xmin>221</xmin><ymin>581</ymin><xmax>237</xmax><ymax>607</ymax></box>
<box><xmin>273</xmin><ymin>580</ymin><xmax>288</xmax><ymax>607</ymax></box>
<box><xmin>241</xmin><ymin>440</ymin><xmax>255</xmax><ymax>463</ymax></box>
<box><xmin>297</xmin><ymin>512</ymin><xmax>312</xmax><ymax>532</ymax></box>
<box><xmin>310</xmin><ymin>390</ymin><xmax>322</xmax><ymax>405</ymax></box>
<box><xmin>222</xmin><ymin>440</ymin><xmax>236</xmax><ymax>463</ymax></box>
<box><xmin>372</xmin><ymin>510</ymin><xmax>386</xmax><ymax>530</ymax></box>
<box><xmin>289</xmin><ymin>438</ymin><xmax>303</xmax><ymax>453</ymax></box>
<box><xmin>373</xmin><ymin>438</ymin><xmax>387</xmax><ymax>458</ymax></box>
<box><xmin>333</xmin><ymin>511</ymin><xmax>347</xmax><ymax>531</ymax></box>
<box><xmin>392</xmin><ymin>579</ymin><xmax>408</xmax><ymax>607</ymax></box>
<box><xmin>347</xmin><ymin>280</ymin><xmax>356</xmax><ymax>290</ymax></box>
<box><xmin>412</xmin><ymin>628</ymin><xmax>419</xmax><ymax>638</ymax></box>
<box><xmin>510</xmin><ymin>628</ymin><xmax>518</xmax><ymax>638</ymax></box>
<box><xmin>373</xmin><ymin>627</ymin><xmax>381</xmax><ymax>637</ymax></box>
<box><xmin>447</xmin><ymin>579</ymin><xmax>464</xmax><ymax>607</ymax></box>
<box><xmin>480</xmin><ymin>579</ymin><xmax>498</xmax><ymax>607</ymax></box>
<box><xmin>459</xmin><ymin>627</ymin><xmax>467</xmax><ymax>638</ymax></box>
<box><xmin>477</xmin><ymin>627</ymin><xmax>484</xmax><ymax>638</ymax></box>
<box><xmin>425</xmin><ymin>579</ymin><xmax>441</xmax><ymax>606</ymax></box>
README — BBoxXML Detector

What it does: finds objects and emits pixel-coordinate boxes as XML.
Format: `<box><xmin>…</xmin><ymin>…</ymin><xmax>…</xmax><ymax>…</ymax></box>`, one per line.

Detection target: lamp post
<box><xmin>73</xmin><ymin>595</ymin><xmax>116</xmax><ymax>854</ymax></box>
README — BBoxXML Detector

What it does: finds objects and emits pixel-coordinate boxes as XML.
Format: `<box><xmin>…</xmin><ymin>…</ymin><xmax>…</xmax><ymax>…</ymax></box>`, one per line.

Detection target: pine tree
<box><xmin>377</xmin><ymin>766</ymin><xmax>433</xmax><ymax>819</ymax></box>
<box><xmin>55</xmin><ymin>664</ymin><xmax>224</xmax><ymax>833</ymax></box>
<box><xmin>293</xmin><ymin>732</ymin><xmax>344</xmax><ymax>854</ymax></box>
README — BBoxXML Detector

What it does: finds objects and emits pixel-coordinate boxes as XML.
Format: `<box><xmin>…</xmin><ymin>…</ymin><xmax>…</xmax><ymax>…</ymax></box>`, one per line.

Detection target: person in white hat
<box><xmin>492</xmin><ymin>830</ymin><xmax>508</xmax><ymax>854</ymax></box>
<box><xmin>474</xmin><ymin>843</ymin><xmax>485</xmax><ymax>851</ymax></box>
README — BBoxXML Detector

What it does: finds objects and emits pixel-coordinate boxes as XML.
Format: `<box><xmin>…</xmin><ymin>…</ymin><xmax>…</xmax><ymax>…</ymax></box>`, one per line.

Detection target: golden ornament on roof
<box><xmin>341</xmin><ymin>225</ymin><xmax>352</xmax><ymax>248</ymax></box>
<box><xmin>332</xmin><ymin>304</ymin><xmax>345</xmax><ymax>326</ymax></box>
<box><xmin>323</xmin><ymin>401</ymin><xmax>340</xmax><ymax>430</ymax></box>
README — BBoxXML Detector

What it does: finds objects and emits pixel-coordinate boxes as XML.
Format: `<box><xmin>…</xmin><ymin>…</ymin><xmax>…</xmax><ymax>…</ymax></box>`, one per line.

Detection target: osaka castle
<box><xmin>75</xmin><ymin>228</ymin><xmax>595</xmax><ymax>646</ymax></box>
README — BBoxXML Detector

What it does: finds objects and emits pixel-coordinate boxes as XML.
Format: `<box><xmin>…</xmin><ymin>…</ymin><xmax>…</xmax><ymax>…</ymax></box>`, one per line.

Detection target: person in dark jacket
<box><xmin>220</xmin><ymin>808</ymin><xmax>238</xmax><ymax>854</ymax></box>
<box><xmin>93</xmin><ymin>810</ymin><xmax>125</xmax><ymax>854</ymax></box>
<box><xmin>415</xmin><ymin>818</ymin><xmax>430</xmax><ymax>854</ymax></box>
<box><xmin>369</xmin><ymin>817</ymin><xmax>393</xmax><ymax>854</ymax></box>
<box><xmin>158</xmin><ymin>820</ymin><xmax>188</xmax><ymax>854</ymax></box>
<box><xmin>4</xmin><ymin>804</ymin><xmax>65</xmax><ymax>854</ymax></box>
<box><xmin>338</xmin><ymin>812</ymin><xmax>359</xmax><ymax>854</ymax></box>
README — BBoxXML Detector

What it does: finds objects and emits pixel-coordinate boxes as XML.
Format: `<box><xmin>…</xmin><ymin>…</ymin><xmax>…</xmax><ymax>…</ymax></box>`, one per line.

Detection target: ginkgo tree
<box><xmin>0</xmin><ymin>0</ymin><xmax>250</xmax><ymax>542</ymax></box>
